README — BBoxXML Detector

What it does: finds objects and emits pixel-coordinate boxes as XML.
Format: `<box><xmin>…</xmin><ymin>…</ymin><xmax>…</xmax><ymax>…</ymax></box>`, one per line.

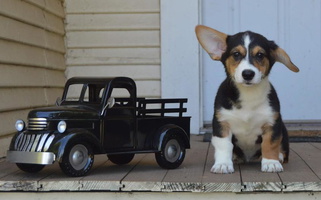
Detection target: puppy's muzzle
<box><xmin>242</xmin><ymin>70</ymin><xmax>255</xmax><ymax>81</ymax></box>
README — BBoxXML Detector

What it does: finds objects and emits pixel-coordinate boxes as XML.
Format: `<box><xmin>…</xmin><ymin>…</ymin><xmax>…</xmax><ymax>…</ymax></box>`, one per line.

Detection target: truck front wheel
<box><xmin>155</xmin><ymin>134</ymin><xmax>186</xmax><ymax>169</ymax></box>
<box><xmin>59</xmin><ymin>142</ymin><xmax>94</xmax><ymax>177</ymax></box>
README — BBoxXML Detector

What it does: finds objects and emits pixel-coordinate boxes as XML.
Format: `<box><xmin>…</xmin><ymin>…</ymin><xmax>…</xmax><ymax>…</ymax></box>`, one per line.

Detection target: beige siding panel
<box><xmin>43</xmin><ymin>11</ymin><xmax>65</xmax><ymax>35</ymax></box>
<box><xmin>46</xmin><ymin>50</ymin><xmax>66</xmax><ymax>70</ymax></box>
<box><xmin>23</xmin><ymin>0</ymin><xmax>46</xmax><ymax>10</ymax></box>
<box><xmin>66</xmin><ymin>68</ymin><xmax>160</xmax><ymax>97</ymax></box>
<box><xmin>64</xmin><ymin>0</ymin><xmax>161</xmax><ymax>104</ymax></box>
<box><xmin>66</xmin><ymin>13</ymin><xmax>159</xmax><ymax>31</ymax></box>
<box><xmin>0</xmin><ymin>110</ymin><xmax>30</xmax><ymax>136</ymax></box>
<box><xmin>0</xmin><ymin>88</ymin><xmax>48</xmax><ymax>112</ymax></box>
<box><xmin>0</xmin><ymin>88</ymin><xmax>63</xmax><ymax>112</ymax></box>
<box><xmin>0</xmin><ymin>136</ymin><xmax>12</xmax><ymax>158</ymax></box>
<box><xmin>0</xmin><ymin>0</ymin><xmax>65</xmax><ymax>158</ymax></box>
<box><xmin>0</xmin><ymin>40</ymin><xmax>65</xmax><ymax>70</ymax></box>
<box><xmin>65</xmin><ymin>65</ymin><xmax>160</xmax><ymax>80</ymax></box>
<box><xmin>44</xmin><ymin>71</ymin><xmax>66</xmax><ymax>87</ymax></box>
<box><xmin>0</xmin><ymin>65</ymin><xmax>65</xmax><ymax>87</ymax></box>
<box><xmin>136</xmin><ymin>80</ymin><xmax>160</xmax><ymax>98</ymax></box>
<box><xmin>0</xmin><ymin>15</ymin><xmax>65</xmax><ymax>53</ymax></box>
<box><xmin>0</xmin><ymin>15</ymin><xmax>45</xmax><ymax>47</ymax></box>
<box><xmin>23</xmin><ymin>0</ymin><xmax>65</xmax><ymax>18</ymax></box>
<box><xmin>0</xmin><ymin>89</ymin><xmax>62</xmax><ymax>137</ymax></box>
<box><xmin>0</xmin><ymin>0</ymin><xmax>64</xmax><ymax>35</ymax></box>
<box><xmin>66</xmin><ymin>31</ymin><xmax>160</xmax><ymax>48</ymax></box>
<box><xmin>45</xmin><ymin>31</ymin><xmax>66</xmax><ymax>53</ymax></box>
<box><xmin>44</xmin><ymin>0</ymin><xmax>65</xmax><ymax>17</ymax></box>
<box><xmin>0</xmin><ymin>40</ymin><xmax>46</xmax><ymax>67</ymax></box>
<box><xmin>44</xmin><ymin>88</ymin><xmax>64</xmax><ymax>104</ymax></box>
<box><xmin>0</xmin><ymin>0</ymin><xmax>45</xmax><ymax>28</ymax></box>
<box><xmin>66</xmin><ymin>48</ymin><xmax>160</xmax><ymax>66</ymax></box>
<box><xmin>65</xmin><ymin>0</ymin><xmax>160</xmax><ymax>13</ymax></box>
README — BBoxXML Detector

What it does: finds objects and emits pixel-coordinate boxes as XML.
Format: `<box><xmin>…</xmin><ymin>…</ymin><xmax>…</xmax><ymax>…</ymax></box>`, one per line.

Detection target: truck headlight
<box><xmin>15</xmin><ymin>120</ymin><xmax>25</xmax><ymax>131</ymax></box>
<box><xmin>57</xmin><ymin>121</ymin><xmax>67</xmax><ymax>133</ymax></box>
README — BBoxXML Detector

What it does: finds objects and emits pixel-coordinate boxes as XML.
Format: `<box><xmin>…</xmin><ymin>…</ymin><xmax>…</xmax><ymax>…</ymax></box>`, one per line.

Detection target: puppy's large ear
<box><xmin>272</xmin><ymin>47</ymin><xmax>300</xmax><ymax>72</ymax></box>
<box><xmin>195</xmin><ymin>25</ymin><xmax>227</xmax><ymax>61</ymax></box>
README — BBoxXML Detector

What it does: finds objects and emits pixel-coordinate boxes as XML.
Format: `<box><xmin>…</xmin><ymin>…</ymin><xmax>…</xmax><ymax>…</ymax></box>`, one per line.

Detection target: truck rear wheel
<box><xmin>107</xmin><ymin>153</ymin><xmax>134</xmax><ymax>165</ymax></box>
<box><xmin>155</xmin><ymin>134</ymin><xmax>186</xmax><ymax>169</ymax></box>
<box><xmin>16</xmin><ymin>163</ymin><xmax>45</xmax><ymax>173</ymax></box>
<box><xmin>59</xmin><ymin>142</ymin><xmax>94</xmax><ymax>177</ymax></box>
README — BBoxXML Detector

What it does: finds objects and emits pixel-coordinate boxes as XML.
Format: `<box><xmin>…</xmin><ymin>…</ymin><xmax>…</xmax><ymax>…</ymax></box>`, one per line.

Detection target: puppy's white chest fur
<box><xmin>219</xmin><ymin>79</ymin><xmax>274</xmax><ymax>160</ymax></box>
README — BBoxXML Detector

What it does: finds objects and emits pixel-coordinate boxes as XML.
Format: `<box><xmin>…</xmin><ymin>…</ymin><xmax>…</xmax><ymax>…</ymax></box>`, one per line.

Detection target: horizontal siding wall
<box><xmin>0</xmin><ymin>0</ymin><xmax>66</xmax><ymax>157</ymax></box>
<box><xmin>64</xmin><ymin>0</ymin><xmax>161</xmax><ymax>98</ymax></box>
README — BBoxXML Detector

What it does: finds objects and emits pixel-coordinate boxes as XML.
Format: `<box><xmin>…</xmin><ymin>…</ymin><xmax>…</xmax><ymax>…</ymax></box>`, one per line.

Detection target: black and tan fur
<box><xmin>195</xmin><ymin>25</ymin><xmax>299</xmax><ymax>173</ymax></box>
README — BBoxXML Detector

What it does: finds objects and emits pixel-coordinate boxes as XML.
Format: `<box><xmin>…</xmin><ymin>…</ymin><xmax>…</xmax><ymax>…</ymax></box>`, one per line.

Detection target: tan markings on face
<box><xmin>261</xmin><ymin>124</ymin><xmax>282</xmax><ymax>161</ymax></box>
<box><xmin>225</xmin><ymin>45</ymin><xmax>247</xmax><ymax>77</ymax></box>
<box><xmin>251</xmin><ymin>46</ymin><xmax>271</xmax><ymax>76</ymax></box>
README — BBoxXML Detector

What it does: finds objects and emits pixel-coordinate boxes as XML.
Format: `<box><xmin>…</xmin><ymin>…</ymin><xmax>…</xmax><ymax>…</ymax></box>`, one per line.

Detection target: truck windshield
<box><xmin>63</xmin><ymin>83</ymin><xmax>105</xmax><ymax>105</ymax></box>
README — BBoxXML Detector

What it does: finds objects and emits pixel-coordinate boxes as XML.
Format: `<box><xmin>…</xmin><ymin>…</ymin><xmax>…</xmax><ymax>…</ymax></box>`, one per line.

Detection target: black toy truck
<box><xmin>7</xmin><ymin>77</ymin><xmax>190</xmax><ymax>177</ymax></box>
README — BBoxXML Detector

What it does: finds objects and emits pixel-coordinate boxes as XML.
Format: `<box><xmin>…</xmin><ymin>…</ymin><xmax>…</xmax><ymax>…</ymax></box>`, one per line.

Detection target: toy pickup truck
<box><xmin>7</xmin><ymin>77</ymin><xmax>190</xmax><ymax>177</ymax></box>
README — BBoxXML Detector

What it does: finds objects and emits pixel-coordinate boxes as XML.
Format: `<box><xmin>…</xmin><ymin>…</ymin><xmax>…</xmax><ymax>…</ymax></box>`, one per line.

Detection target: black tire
<box><xmin>16</xmin><ymin>163</ymin><xmax>45</xmax><ymax>173</ymax></box>
<box><xmin>107</xmin><ymin>153</ymin><xmax>134</xmax><ymax>165</ymax></box>
<box><xmin>155</xmin><ymin>133</ymin><xmax>186</xmax><ymax>169</ymax></box>
<box><xmin>59</xmin><ymin>142</ymin><xmax>94</xmax><ymax>177</ymax></box>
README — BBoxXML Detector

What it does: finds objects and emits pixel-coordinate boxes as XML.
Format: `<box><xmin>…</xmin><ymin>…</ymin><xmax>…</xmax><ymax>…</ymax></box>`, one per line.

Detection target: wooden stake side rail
<box><xmin>0</xmin><ymin>136</ymin><xmax>321</xmax><ymax>193</ymax></box>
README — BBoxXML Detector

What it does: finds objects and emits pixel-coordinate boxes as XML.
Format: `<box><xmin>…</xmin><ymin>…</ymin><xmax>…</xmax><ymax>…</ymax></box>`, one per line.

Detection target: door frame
<box><xmin>160</xmin><ymin>0</ymin><xmax>202</xmax><ymax>134</ymax></box>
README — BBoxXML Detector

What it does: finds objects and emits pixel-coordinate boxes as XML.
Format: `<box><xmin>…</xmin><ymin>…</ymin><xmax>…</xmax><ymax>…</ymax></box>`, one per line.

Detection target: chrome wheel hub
<box><xmin>165</xmin><ymin>139</ymin><xmax>181</xmax><ymax>163</ymax></box>
<box><xmin>69</xmin><ymin>144</ymin><xmax>88</xmax><ymax>170</ymax></box>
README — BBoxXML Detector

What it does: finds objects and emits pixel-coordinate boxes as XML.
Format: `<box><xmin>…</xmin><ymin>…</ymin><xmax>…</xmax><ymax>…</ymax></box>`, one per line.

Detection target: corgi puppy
<box><xmin>195</xmin><ymin>25</ymin><xmax>299</xmax><ymax>173</ymax></box>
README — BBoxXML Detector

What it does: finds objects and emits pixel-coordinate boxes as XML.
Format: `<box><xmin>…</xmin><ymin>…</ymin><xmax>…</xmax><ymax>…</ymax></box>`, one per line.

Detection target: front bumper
<box><xmin>7</xmin><ymin>151</ymin><xmax>56</xmax><ymax>165</ymax></box>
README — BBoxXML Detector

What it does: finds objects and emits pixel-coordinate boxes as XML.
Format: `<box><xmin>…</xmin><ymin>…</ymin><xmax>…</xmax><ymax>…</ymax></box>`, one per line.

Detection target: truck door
<box><xmin>102</xmin><ymin>86</ymin><xmax>136</xmax><ymax>152</ymax></box>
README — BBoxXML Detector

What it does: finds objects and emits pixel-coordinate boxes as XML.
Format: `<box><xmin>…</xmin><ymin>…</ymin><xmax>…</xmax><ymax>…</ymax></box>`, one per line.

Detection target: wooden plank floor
<box><xmin>0</xmin><ymin>135</ymin><xmax>321</xmax><ymax>193</ymax></box>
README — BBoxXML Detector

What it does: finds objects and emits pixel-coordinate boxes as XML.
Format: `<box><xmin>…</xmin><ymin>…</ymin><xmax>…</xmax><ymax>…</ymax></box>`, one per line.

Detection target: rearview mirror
<box><xmin>107</xmin><ymin>97</ymin><xmax>115</xmax><ymax>108</ymax></box>
<box><xmin>56</xmin><ymin>97</ymin><xmax>62</xmax><ymax>106</ymax></box>
<box><xmin>101</xmin><ymin>97</ymin><xmax>115</xmax><ymax>115</ymax></box>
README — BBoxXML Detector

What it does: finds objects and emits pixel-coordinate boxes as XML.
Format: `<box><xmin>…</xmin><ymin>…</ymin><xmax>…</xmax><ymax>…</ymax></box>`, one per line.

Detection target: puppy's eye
<box><xmin>256</xmin><ymin>52</ymin><xmax>265</xmax><ymax>60</ymax></box>
<box><xmin>232</xmin><ymin>52</ymin><xmax>241</xmax><ymax>60</ymax></box>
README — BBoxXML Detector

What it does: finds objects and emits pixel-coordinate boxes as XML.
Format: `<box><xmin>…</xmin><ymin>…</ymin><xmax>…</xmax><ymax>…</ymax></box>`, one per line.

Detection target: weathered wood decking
<box><xmin>0</xmin><ymin>135</ymin><xmax>321</xmax><ymax>193</ymax></box>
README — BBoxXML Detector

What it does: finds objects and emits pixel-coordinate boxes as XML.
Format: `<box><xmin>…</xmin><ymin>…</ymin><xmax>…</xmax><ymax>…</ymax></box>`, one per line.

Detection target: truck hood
<box><xmin>28</xmin><ymin>105</ymin><xmax>100</xmax><ymax>120</ymax></box>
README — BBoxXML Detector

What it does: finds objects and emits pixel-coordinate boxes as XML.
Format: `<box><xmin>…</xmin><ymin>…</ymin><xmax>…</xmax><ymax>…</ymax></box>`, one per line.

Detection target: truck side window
<box><xmin>110</xmin><ymin>88</ymin><xmax>131</xmax><ymax>106</ymax></box>
<box><xmin>65</xmin><ymin>84</ymin><xmax>87</xmax><ymax>102</ymax></box>
<box><xmin>87</xmin><ymin>84</ymin><xmax>105</xmax><ymax>104</ymax></box>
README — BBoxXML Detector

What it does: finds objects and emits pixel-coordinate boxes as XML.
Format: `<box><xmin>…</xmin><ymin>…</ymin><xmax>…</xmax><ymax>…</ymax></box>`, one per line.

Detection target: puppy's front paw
<box><xmin>261</xmin><ymin>158</ymin><xmax>283</xmax><ymax>173</ymax></box>
<box><xmin>211</xmin><ymin>162</ymin><xmax>234</xmax><ymax>174</ymax></box>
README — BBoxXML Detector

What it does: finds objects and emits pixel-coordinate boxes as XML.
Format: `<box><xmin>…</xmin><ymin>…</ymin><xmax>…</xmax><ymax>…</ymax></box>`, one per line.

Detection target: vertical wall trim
<box><xmin>160</xmin><ymin>0</ymin><xmax>201</xmax><ymax>134</ymax></box>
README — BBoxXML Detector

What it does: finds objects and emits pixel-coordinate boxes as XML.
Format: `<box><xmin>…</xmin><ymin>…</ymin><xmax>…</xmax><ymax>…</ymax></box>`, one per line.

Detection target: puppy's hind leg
<box><xmin>211</xmin><ymin>134</ymin><xmax>234</xmax><ymax>174</ymax></box>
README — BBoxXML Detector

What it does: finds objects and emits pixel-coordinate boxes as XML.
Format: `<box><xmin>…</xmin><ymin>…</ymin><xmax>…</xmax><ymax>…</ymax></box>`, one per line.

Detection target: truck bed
<box><xmin>137</xmin><ymin>98</ymin><xmax>188</xmax><ymax>118</ymax></box>
<box><xmin>135</xmin><ymin>116</ymin><xmax>191</xmax><ymax>151</ymax></box>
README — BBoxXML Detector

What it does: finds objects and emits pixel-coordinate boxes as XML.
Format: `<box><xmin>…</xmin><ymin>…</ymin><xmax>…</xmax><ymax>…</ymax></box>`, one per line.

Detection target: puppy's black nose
<box><xmin>242</xmin><ymin>70</ymin><xmax>255</xmax><ymax>81</ymax></box>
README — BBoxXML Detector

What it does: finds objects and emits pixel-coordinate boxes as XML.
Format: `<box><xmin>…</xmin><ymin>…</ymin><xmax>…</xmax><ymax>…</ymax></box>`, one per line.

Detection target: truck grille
<box><xmin>14</xmin><ymin>132</ymin><xmax>55</xmax><ymax>152</ymax></box>
<box><xmin>28</xmin><ymin>118</ymin><xmax>48</xmax><ymax>131</ymax></box>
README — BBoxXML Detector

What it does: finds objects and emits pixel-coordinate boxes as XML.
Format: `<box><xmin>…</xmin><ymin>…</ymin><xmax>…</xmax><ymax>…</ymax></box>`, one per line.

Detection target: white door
<box><xmin>202</xmin><ymin>0</ymin><xmax>321</xmax><ymax>123</ymax></box>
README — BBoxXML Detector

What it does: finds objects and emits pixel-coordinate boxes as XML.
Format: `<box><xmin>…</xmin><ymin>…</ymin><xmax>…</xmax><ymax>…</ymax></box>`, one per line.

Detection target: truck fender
<box><xmin>8</xmin><ymin>131</ymin><xmax>22</xmax><ymax>150</ymax></box>
<box><xmin>50</xmin><ymin>129</ymin><xmax>103</xmax><ymax>162</ymax></box>
<box><xmin>154</xmin><ymin>124</ymin><xmax>190</xmax><ymax>151</ymax></box>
